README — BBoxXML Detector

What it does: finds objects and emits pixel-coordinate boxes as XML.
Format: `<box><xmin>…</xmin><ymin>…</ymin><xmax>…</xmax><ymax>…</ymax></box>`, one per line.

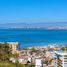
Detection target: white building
<box><xmin>18</xmin><ymin>56</ymin><xmax>32</xmax><ymax>64</ymax></box>
<box><xmin>10</xmin><ymin>58</ymin><xmax>16</xmax><ymax>63</ymax></box>
<box><xmin>54</xmin><ymin>51</ymin><xmax>67</xmax><ymax>67</ymax></box>
<box><xmin>35</xmin><ymin>58</ymin><xmax>43</xmax><ymax>67</ymax></box>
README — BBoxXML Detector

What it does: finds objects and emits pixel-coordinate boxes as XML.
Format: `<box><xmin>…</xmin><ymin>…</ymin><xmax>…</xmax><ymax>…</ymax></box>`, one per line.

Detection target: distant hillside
<box><xmin>0</xmin><ymin>22</ymin><xmax>67</xmax><ymax>29</ymax></box>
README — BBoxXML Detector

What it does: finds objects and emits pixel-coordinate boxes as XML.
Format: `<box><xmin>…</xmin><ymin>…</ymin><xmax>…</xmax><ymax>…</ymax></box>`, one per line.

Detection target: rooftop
<box><xmin>55</xmin><ymin>51</ymin><xmax>67</xmax><ymax>55</ymax></box>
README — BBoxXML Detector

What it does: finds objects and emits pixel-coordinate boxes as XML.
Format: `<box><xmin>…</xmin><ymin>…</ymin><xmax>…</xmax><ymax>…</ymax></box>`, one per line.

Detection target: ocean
<box><xmin>0</xmin><ymin>29</ymin><xmax>67</xmax><ymax>48</ymax></box>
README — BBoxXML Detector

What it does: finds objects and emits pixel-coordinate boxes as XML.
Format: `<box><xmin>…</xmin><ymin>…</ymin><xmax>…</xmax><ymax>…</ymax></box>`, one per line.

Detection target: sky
<box><xmin>0</xmin><ymin>0</ymin><xmax>67</xmax><ymax>23</ymax></box>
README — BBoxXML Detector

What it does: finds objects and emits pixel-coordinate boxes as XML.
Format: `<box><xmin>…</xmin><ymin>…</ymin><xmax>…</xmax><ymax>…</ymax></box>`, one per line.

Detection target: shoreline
<box><xmin>20</xmin><ymin>43</ymin><xmax>67</xmax><ymax>48</ymax></box>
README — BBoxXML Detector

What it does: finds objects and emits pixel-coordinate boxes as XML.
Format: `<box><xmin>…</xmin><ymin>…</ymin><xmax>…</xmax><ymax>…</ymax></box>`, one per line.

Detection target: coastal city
<box><xmin>0</xmin><ymin>42</ymin><xmax>67</xmax><ymax>67</ymax></box>
<box><xmin>0</xmin><ymin>0</ymin><xmax>67</xmax><ymax>67</ymax></box>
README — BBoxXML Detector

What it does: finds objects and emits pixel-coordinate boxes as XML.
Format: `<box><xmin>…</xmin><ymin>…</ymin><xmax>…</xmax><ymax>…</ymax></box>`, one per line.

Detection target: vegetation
<box><xmin>0</xmin><ymin>61</ymin><xmax>29</xmax><ymax>67</ymax></box>
<box><xmin>57</xmin><ymin>58</ymin><xmax>62</xmax><ymax>67</ymax></box>
<box><xmin>61</xmin><ymin>46</ymin><xmax>67</xmax><ymax>51</ymax></box>
<box><xmin>44</xmin><ymin>59</ymin><xmax>53</xmax><ymax>66</ymax></box>
<box><xmin>0</xmin><ymin>43</ymin><xmax>12</xmax><ymax>61</ymax></box>
<box><xmin>23</xmin><ymin>48</ymin><xmax>29</xmax><ymax>50</ymax></box>
<box><xmin>0</xmin><ymin>61</ymin><xmax>35</xmax><ymax>67</ymax></box>
<box><xmin>31</xmin><ymin>48</ymin><xmax>37</xmax><ymax>52</ymax></box>
<box><xmin>0</xmin><ymin>43</ymin><xmax>34</xmax><ymax>67</ymax></box>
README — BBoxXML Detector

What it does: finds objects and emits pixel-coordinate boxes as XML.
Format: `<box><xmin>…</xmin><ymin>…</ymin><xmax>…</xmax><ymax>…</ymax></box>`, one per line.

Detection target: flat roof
<box><xmin>55</xmin><ymin>51</ymin><xmax>67</xmax><ymax>56</ymax></box>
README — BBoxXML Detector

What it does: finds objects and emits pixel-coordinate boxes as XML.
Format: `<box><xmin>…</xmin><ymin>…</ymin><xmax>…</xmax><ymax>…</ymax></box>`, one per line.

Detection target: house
<box><xmin>10</xmin><ymin>58</ymin><xmax>16</xmax><ymax>63</ymax></box>
<box><xmin>18</xmin><ymin>56</ymin><xmax>32</xmax><ymax>64</ymax></box>
<box><xmin>7</xmin><ymin>42</ymin><xmax>19</xmax><ymax>54</ymax></box>
<box><xmin>18</xmin><ymin>49</ymin><xmax>32</xmax><ymax>56</ymax></box>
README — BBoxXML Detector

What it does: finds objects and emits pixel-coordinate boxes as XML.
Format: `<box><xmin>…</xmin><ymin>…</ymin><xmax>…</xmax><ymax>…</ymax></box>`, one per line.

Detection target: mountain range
<box><xmin>0</xmin><ymin>22</ymin><xmax>67</xmax><ymax>29</ymax></box>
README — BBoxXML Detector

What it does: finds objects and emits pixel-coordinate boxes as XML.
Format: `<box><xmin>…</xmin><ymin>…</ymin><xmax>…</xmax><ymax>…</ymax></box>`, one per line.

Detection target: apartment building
<box><xmin>7</xmin><ymin>42</ymin><xmax>19</xmax><ymax>54</ymax></box>
<box><xmin>35</xmin><ymin>58</ymin><xmax>43</xmax><ymax>67</ymax></box>
<box><xmin>54</xmin><ymin>51</ymin><xmax>67</xmax><ymax>67</ymax></box>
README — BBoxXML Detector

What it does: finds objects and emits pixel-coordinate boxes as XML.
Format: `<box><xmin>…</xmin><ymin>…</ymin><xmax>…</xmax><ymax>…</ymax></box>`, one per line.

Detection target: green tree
<box><xmin>31</xmin><ymin>48</ymin><xmax>37</xmax><ymax>52</ymax></box>
<box><xmin>44</xmin><ymin>59</ymin><xmax>53</xmax><ymax>66</ymax></box>
<box><xmin>61</xmin><ymin>46</ymin><xmax>67</xmax><ymax>51</ymax></box>
<box><xmin>0</xmin><ymin>43</ymin><xmax>12</xmax><ymax>61</ymax></box>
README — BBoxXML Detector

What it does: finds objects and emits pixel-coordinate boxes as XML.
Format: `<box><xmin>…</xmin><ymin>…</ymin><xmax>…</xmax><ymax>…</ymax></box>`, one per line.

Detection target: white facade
<box><xmin>18</xmin><ymin>58</ymin><xmax>24</xmax><ymax>64</ymax></box>
<box><xmin>54</xmin><ymin>51</ymin><xmax>67</xmax><ymax>67</ymax></box>
<box><xmin>28</xmin><ymin>57</ymin><xmax>32</xmax><ymax>62</ymax></box>
<box><xmin>10</xmin><ymin>58</ymin><xmax>16</xmax><ymax>63</ymax></box>
<box><xmin>35</xmin><ymin>58</ymin><xmax>43</xmax><ymax>67</ymax></box>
